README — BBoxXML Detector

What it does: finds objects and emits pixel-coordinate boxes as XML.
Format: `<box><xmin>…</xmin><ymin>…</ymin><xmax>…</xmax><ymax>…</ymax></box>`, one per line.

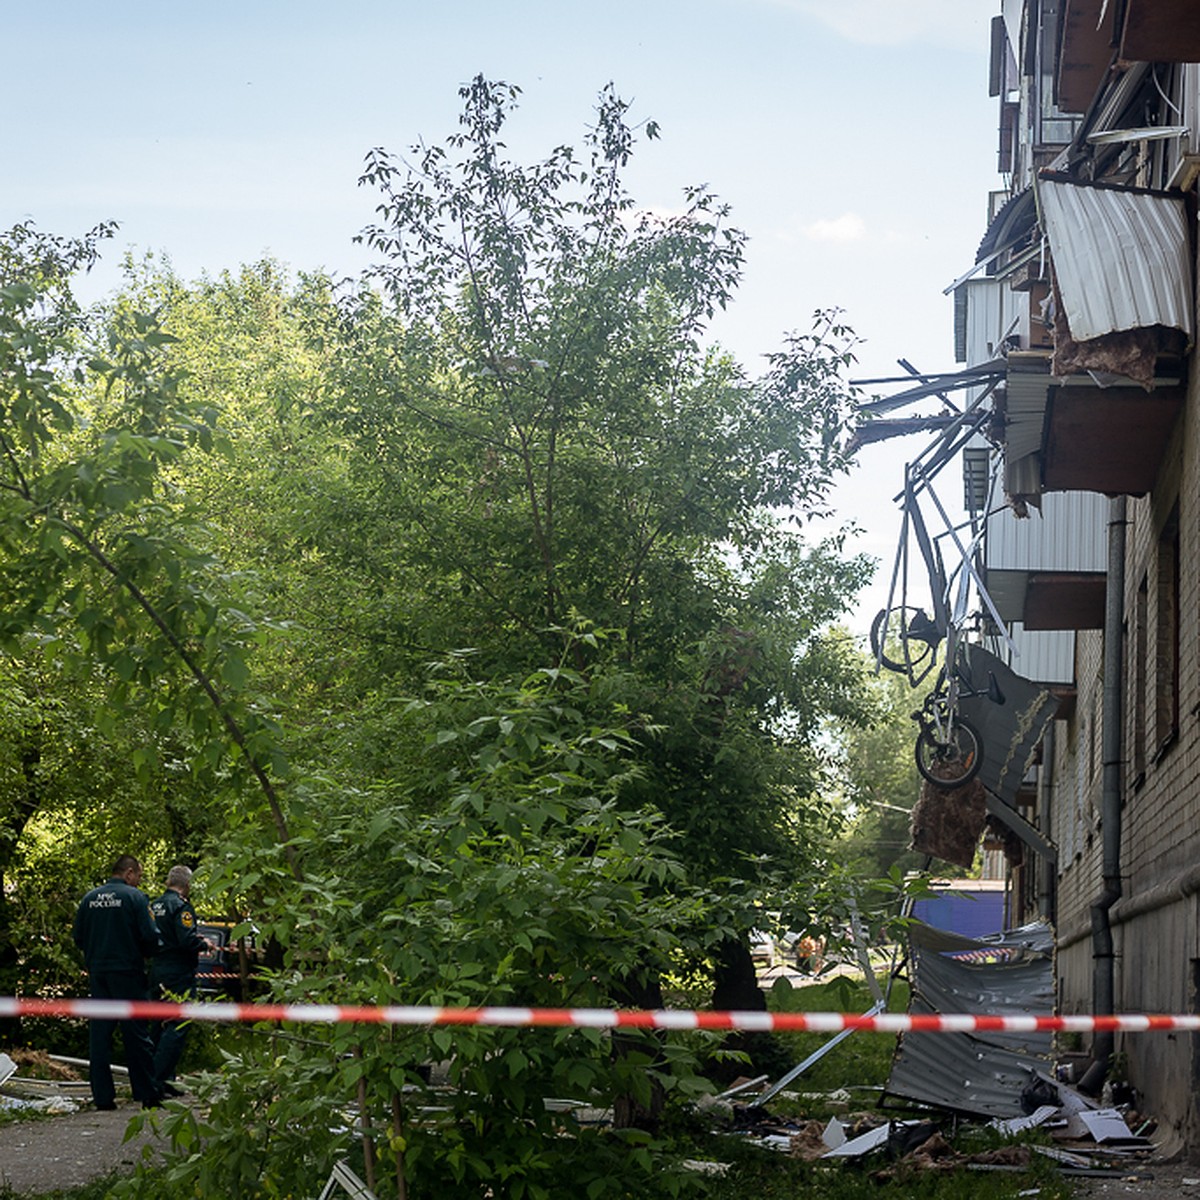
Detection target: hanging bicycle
<box><xmin>870</xmin><ymin>463</ymin><xmax>1011</xmax><ymax>790</ymax></box>
<box><xmin>909</xmin><ymin>626</ymin><xmax>1004</xmax><ymax>789</ymax></box>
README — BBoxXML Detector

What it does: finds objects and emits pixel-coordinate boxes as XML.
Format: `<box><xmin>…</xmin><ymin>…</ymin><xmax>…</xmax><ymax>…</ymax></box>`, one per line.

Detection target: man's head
<box><xmin>166</xmin><ymin>864</ymin><xmax>193</xmax><ymax>896</ymax></box>
<box><xmin>111</xmin><ymin>854</ymin><xmax>142</xmax><ymax>887</ymax></box>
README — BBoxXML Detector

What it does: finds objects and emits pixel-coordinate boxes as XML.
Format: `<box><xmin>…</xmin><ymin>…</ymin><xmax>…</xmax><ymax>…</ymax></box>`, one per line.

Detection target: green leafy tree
<box><xmin>331</xmin><ymin>76</ymin><xmax>873</xmax><ymax>1011</ymax></box>
<box><xmin>340</xmin><ymin>81</ymin><xmax>857</xmax><ymax>667</ymax></box>
<box><xmin>122</xmin><ymin>658</ymin><xmax>721</xmax><ymax>1200</ymax></box>
<box><xmin>839</xmin><ymin>652</ymin><xmax>930</xmax><ymax>879</ymax></box>
<box><xmin>0</xmin><ymin>223</ymin><xmax>301</xmax><ymax>900</ymax></box>
<box><xmin>5</xmin><ymin>75</ymin><xmax>881</xmax><ymax>1198</ymax></box>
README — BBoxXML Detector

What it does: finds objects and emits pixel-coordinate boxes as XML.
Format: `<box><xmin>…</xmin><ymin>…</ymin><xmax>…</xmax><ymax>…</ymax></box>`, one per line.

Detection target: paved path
<box><xmin>1069</xmin><ymin>1162</ymin><xmax>1200</xmax><ymax>1198</ymax></box>
<box><xmin>0</xmin><ymin>1101</ymin><xmax>163</xmax><ymax>1195</ymax></box>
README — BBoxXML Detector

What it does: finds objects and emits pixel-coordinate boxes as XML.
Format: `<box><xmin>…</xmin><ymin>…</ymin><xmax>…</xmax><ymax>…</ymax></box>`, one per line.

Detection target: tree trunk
<box><xmin>612</xmin><ymin>970</ymin><xmax>667</xmax><ymax>1130</ymax></box>
<box><xmin>709</xmin><ymin>936</ymin><xmax>788</xmax><ymax>1084</ymax></box>
<box><xmin>711</xmin><ymin>937</ymin><xmax>766</xmax><ymax>1012</ymax></box>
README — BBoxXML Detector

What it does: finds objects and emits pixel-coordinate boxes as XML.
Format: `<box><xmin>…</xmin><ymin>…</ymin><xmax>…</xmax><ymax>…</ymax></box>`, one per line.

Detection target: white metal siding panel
<box><xmin>966</xmin><ymin>278</ymin><xmax>1004</xmax><ymax>367</ymax></box>
<box><xmin>986</xmin><ymin>491</ymin><xmax>1108</xmax><ymax>572</ymax></box>
<box><xmin>1005</xmin><ymin>366</ymin><xmax>1050</xmax><ymax>462</ymax></box>
<box><xmin>1005</xmin><ymin>623</ymin><xmax>1076</xmax><ymax>686</ymax></box>
<box><xmin>1037</xmin><ymin>178</ymin><xmax>1192</xmax><ymax>342</ymax></box>
<box><xmin>965</xmin><ymin>277</ymin><xmax>1027</xmax><ymax>369</ymax></box>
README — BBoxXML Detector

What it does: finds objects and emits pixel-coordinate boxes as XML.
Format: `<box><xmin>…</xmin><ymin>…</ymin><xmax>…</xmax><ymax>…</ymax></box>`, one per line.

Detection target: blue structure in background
<box><xmin>911</xmin><ymin>882</ymin><xmax>1007</xmax><ymax>941</ymax></box>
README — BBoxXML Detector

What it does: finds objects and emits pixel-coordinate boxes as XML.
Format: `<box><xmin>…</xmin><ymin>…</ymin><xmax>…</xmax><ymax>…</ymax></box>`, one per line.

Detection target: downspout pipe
<box><xmin>1078</xmin><ymin>495</ymin><xmax>1126</xmax><ymax>1096</ymax></box>
<box><xmin>1038</xmin><ymin>722</ymin><xmax>1055</xmax><ymax>921</ymax></box>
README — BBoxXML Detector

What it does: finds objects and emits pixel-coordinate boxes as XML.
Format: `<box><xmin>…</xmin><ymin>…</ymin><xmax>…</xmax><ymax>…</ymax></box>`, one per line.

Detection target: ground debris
<box><xmin>787</xmin><ymin>1120</ymin><xmax>833</xmax><ymax>1160</ymax></box>
<box><xmin>8</xmin><ymin>1049</ymin><xmax>83</xmax><ymax>1081</ymax></box>
<box><xmin>869</xmin><ymin>1135</ymin><xmax>1041</xmax><ymax>1181</ymax></box>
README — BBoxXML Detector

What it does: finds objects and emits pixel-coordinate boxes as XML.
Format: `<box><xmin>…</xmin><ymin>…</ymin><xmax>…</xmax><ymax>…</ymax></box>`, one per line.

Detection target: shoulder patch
<box><xmin>180</xmin><ymin>910</ymin><xmax>195</xmax><ymax>929</ymax></box>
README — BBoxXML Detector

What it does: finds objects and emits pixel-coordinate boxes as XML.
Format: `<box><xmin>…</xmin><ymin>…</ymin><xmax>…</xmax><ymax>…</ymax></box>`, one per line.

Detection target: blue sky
<box><xmin>5</xmin><ymin>0</ymin><xmax>1000</xmax><ymax>629</ymax></box>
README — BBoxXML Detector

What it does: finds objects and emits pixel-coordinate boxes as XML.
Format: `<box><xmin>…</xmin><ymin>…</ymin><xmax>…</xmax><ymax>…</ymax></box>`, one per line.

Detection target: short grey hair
<box><xmin>166</xmin><ymin>864</ymin><xmax>193</xmax><ymax>890</ymax></box>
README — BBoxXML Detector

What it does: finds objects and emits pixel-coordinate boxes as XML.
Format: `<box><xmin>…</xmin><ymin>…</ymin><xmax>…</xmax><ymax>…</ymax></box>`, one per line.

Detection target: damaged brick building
<box><xmin>947</xmin><ymin>0</ymin><xmax>1200</xmax><ymax>1155</ymax></box>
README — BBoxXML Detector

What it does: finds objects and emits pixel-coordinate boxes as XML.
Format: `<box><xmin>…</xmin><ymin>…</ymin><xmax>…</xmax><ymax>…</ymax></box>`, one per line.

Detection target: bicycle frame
<box><xmin>873</xmin><ymin>465</ymin><xmax>1010</xmax><ymax>789</ymax></box>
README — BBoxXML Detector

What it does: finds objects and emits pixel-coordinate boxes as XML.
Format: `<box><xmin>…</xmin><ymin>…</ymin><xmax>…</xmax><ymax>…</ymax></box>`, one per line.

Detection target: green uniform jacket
<box><xmin>72</xmin><ymin>877</ymin><xmax>161</xmax><ymax>972</ymax></box>
<box><xmin>149</xmin><ymin>888</ymin><xmax>207</xmax><ymax>985</ymax></box>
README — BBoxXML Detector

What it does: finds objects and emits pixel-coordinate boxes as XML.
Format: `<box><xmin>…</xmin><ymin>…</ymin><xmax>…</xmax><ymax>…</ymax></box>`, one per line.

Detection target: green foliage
<box><xmin>331</xmin><ymin>76</ymin><xmax>874</xmax><ymax>922</ymax></box>
<box><xmin>5</xmin><ymin>79</ymin><xmax>882</xmax><ymax>1200</ymax></box>
<box><xmin>342</xmin><ymin>78</ymin><xmax>864</xmax><ymax>673</ymax></box>
<box><xmin>0</xmin><ymin>1174</ymin><xmax>132</xmax><ymax>1200</ymax></box>
<box><xmin>837</xmin><ymin>650</ymin><xmax>933</xmax><ymax>878</ymax></box>
<box><xmin>0</xmin><ymin>227</ymin><xmax>294</xmax><ymax>1029</ymax></box>
<box><xmin>0</xmin><ymin>222</ymin><xmax>297</xmax><ymax>886</ymax></box>
<box><xmin>694</xmin><ymin>1135</ymin><xmax>1072</xmax><ymax>1200</ymax></box>
<box><xmin>117</xmin><ymin>660</ymin><xmax>715</xmax><ymax>1199</ymax></box>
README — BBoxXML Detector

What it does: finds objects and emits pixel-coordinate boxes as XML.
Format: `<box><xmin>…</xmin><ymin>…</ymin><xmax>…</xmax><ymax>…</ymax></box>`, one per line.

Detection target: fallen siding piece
<box><xmin>884</xmin><ymin>921</ymin><xmax>1055</xmax><ymax>1118</ymax></box>
<box><xmin>821</xmin><ymin>1122</ymin><xmax>893</xmax><ymax>1157</ymax></box>
<box><xmin>317</xmin><ymin>1160</ymin><xmax>379</xmax><ymax>1200</ymax></box>
<box><xmin>1076</xmin><ymin>1108</ymin><xmax>1150</xmax><ymax>1145</ymax></box>
<box><xmin>990</xmin><ymin>1103</ymin><xmax>1060</xmax><ymax>1135</ymax></box>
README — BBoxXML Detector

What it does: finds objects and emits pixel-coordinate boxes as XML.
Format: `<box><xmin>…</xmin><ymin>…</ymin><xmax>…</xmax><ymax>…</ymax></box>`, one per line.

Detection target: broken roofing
<box><xmin>884</xmin><ymin>920</ymin><xmax>1055</xmax><ymax>1120</ymax></box>
<box><xmin>1036</xmin><ymin>173</ymin><xmax>1193</xmax><ymax>347</ymax></box>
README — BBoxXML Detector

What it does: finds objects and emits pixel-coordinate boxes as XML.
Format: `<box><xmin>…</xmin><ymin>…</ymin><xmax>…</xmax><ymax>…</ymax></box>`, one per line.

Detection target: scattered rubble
<box><xmin>714</xmin><ymin>1080</ymin><xmax>1167</xmax><ymax>1183</ymax></box>
<box><xmin>0</xmin><ymin>1050</ymin><xmax>88</xmax><ymax>1113</ymax></box>
<box><xmin>713</xmin><ymin>916</ymin><xmax>1170</xmax><ymax>1185</ymax></box>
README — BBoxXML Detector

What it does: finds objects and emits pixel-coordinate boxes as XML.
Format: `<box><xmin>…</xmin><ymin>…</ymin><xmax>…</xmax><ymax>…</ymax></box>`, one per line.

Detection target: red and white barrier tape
<box><xmin>3</xmin><ymin>997</ymin><xmax>1199</xmax><ymax>1033</ymax></box>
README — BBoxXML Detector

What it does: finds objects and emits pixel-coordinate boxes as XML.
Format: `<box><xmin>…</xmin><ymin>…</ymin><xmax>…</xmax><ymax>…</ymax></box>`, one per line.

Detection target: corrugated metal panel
<box><xmin>976</xmin><ymin>187</ymin><xmax>1036</xmax><ymax>265</ymax></box>
<box><xmin>954</xmin><ymin>285</ymin><xmax>968</xmax><ymax>362</ymax></box>
<box><xmin>1006</xmin><ymin>624</ymin><xmax>1076</xmax><ymax>687</ymax></box>
<box><xmin>964</xmin><ymin>277</ymin><xmax>1004</xmax><ymax>367</ymax></box>
<box><xmin>986</xmin><ymin>491</ymin><xmax>1107</xmax><ymax>573</ymax></box>
<box><xmin>965</xmin><ymin>274</ymin><xmax>1033</xmax><ymax>366</ymax></box>
<box><xmin>1003</xmin><ymin>356</ymin><xmax>1050</xmax><ymax>463</ymax></box>
<box><xmin>1037</xmin><ymin>177</ymin><xmax>1193</xmax><ymax>343</ymax></box>
<box><xmin>958</xmin><ymin>645</ymin><xmax>1058</xmax><ymax>808</ymax></box>
<box><xmin>886</xmin><ymin>921</ymin><xmax>1055</xmax><ymax>1119</ymax></box>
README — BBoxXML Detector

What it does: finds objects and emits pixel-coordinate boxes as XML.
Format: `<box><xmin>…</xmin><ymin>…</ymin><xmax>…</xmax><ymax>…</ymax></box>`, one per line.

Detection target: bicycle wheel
<box><xmin>870</xmin><ymin>607</ymin><xmax>941</xmax><ymax>679</ymax></box>
<box><xmin>915</xmin><ymin>717</ymin><xmax>983</xmax><ymax>788</ymax></box>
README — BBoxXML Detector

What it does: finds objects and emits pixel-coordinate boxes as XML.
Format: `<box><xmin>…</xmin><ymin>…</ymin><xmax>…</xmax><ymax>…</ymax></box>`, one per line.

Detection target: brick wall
<box><xmin>1049</xmin><ymin>253</ymin><xmax>1200</xmax><ymax>1146</ymax></box>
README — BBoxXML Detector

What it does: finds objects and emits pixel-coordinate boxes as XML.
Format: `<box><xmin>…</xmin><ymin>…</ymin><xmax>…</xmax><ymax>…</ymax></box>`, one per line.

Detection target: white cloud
<box><xmin>773</xmin><ymin>0</ymin><xmax>992</xmax><ymax>50</ymax></box>
<box><xmin>803</xmin><ymin>212</ymin><xmax>867</xmax><ymax>242</ymax></box>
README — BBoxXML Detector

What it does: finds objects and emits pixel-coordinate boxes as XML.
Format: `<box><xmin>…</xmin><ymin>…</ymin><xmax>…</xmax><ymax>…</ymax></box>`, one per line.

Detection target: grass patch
<box><xmin>763</xmin><ymin>971</ymin><xmax>908</xmax><ymax>1094</ymax></box>
<box><xmin>0</xmin><ymin>1102</ymin><xmax>55</xmax><ymax>1128</ymax></box>
<box><xmin>0</xmin><ymin>1173</ymin><xmax>130</xmax><ymax>1200</ymax></box>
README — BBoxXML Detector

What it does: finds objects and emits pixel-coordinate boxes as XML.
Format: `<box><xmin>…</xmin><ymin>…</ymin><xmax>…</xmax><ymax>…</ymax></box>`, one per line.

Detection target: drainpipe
<box><xmin>1078</xmin><ymin>495</ymin><xmax>1126</xmax><ymax>1095</ymax></box>
<box><xmin>1038</xmin><ymin>722</ymin><xmax>1055</xmax><ymax>920</ymax></box>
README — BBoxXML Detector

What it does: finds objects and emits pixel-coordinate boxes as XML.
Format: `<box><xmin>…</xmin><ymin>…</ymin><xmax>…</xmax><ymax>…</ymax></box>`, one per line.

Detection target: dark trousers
<box><xmin>151</xmin><ymin>973</ymin><xmax>196</xmax><ymax>1086</ymax></box>
<box><xmin>86</xmin><ymin>969</ymin><xmax>160</xmax><ymax>1107</ymax></box>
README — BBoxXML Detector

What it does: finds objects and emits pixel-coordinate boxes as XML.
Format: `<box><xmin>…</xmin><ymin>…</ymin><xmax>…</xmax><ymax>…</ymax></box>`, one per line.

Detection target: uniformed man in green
<box><xmin>149</xmin><ymin>864</ymin><xmax>218</xmax><ymax>1095</ymax></box>
<box><xmin>72</xmin><ymin>854</ymin><xmax>163</xmax><ymax>1109</ymax></box>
